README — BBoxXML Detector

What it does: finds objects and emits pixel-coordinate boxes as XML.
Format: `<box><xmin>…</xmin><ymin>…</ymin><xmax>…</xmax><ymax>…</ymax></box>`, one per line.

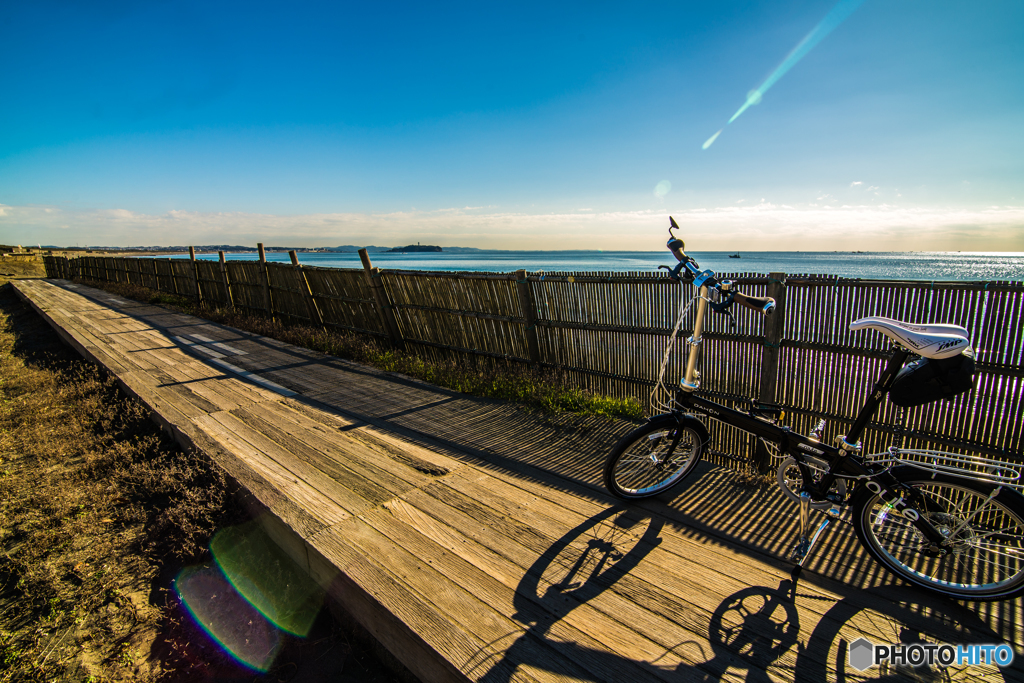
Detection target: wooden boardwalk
<box><xmin>14</xmin><ymin>278</ymin><xmax>1023</xmax><ymax>682</ymax></box>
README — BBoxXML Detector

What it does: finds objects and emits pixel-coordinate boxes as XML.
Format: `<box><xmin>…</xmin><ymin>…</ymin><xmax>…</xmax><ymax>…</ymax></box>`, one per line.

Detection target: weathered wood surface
<box><xmin>14</xmin><ymin>278</ymin><xmax>1024</xmax><ymax>682</ymax></box>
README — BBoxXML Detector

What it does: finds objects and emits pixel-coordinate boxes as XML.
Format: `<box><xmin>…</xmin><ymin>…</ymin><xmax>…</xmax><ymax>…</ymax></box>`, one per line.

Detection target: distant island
<box><xmin>73</xmin><ymin>244</ymin><xmax>478</xmax><ymax>254</ymax></box>
<box><xmin>386</xmin><ymin>244</ymin><xmax>442</xmax><ymax>253</ymax></box>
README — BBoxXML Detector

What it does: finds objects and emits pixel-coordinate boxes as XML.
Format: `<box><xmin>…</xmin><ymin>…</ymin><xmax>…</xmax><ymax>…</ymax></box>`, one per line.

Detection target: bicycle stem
<box><xmin>681</xmin><ymin>285</ymin><xmax>709</xmax><ymax>392</ymax></box>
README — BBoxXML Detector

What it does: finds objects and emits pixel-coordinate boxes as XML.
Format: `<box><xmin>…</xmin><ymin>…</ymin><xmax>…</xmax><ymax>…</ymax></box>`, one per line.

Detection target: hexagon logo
<box><xmin>848</xmin><ymin>638</ymin><xmax>875</xmax><ymax>672</ymax></box>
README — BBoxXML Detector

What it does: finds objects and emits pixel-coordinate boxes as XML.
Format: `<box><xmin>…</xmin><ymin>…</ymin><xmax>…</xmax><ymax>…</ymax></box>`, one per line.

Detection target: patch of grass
<box><xmin>0</xmin><ymin>256</ymin><xmax>45</xmax><ymax>279</ymax></box>
<box><xmin>79</xmin><ymin>278</ymin><xmax>645</xmax><ymax>421</ymax></box>
<box><xmin>0</xmin><ymin>280</ymin><xmax>238</xmax><ymax>681</ymax></box>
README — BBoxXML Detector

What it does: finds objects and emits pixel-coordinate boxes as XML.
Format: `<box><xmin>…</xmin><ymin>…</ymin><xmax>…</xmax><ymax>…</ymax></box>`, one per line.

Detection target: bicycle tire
<box><xmin>851</xmin><ymin>466</ymin><xmax>1024</xmax><ymax>601</ymax></box>
<box><xmin>603</xmin><ymin>417</ymin><xmax>705</xmax><ymax>500</ymax></box>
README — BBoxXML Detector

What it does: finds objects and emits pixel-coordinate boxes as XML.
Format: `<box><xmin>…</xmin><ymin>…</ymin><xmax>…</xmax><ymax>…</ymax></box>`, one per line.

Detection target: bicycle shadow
<box><xmin>467</xmin><ymin>505</ymin><xmax>1023</xmax><ymax>682</ymax></box>
<box><xmin>468</xmin><ymin>505</ymin><xmax>803</xmax><ymax>682</ymax></box>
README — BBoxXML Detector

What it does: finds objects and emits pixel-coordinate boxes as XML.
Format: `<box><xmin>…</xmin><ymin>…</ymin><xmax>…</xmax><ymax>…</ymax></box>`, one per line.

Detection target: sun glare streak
<box><xmin>703</xmin><ymin>0</ymin><xmax>866</xmax><ymax>149</ymax></box>
<box><xmin>702</xmin><ymin>129</ymin><xmax>723</xmax><ymax>150</ymax></box>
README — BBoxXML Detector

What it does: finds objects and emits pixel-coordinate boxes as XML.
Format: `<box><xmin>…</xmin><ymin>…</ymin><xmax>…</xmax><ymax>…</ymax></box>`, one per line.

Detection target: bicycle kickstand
<box><xmin>790</xmin><ymin>492</ymin><xmax>839</xmax><ymax>572</ymax></box>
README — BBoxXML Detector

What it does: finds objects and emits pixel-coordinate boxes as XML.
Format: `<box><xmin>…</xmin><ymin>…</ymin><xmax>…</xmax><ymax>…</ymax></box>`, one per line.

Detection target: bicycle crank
<box><xmin>790</xmin><ymin>492</ymin><xmax>841</xmax><ymax>567</ymax></box>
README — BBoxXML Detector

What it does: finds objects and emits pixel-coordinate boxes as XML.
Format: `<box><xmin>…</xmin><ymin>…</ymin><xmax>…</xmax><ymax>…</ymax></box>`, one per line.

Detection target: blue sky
<box><xmin>1</xmin><ymin>0</ymin><xmax>1022</xmax><ymax>250</ymax></box>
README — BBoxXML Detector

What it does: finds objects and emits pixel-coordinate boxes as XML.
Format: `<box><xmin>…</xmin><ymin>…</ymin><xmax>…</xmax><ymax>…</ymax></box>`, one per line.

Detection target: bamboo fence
<box><xmin>43</xmin><ymin>251</ymin><xmax>1024</xmax><ymax>471</ymax></box>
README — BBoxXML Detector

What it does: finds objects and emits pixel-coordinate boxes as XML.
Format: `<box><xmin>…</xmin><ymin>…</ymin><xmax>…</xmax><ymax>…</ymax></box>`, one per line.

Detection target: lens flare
<box><xmin>175</xmin><ymin>517</ymin><xmax>326</xmax><ymax>672</ymax></box>
<box><xmin>654</xmin><ymin>180</ymin><xmax>672</xmax><ymax>198</ymax></box>
<box><xmin>175</xmin><ymin>563</ymin><xmax>282</xmax><ymax>672</ymax></box>
<box><xmin>211</xmin><ymin>519</ymin><xmax>324</xmax><ymax>637</ymax></box>
<box><xmin>702</xmin><ymin>0</ymin><xmax>866</xmax><ymax>149</ymax></box>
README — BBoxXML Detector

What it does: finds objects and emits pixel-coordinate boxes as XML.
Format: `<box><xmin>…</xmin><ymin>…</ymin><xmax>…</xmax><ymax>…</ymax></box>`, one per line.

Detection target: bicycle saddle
<box><xmin>850</xmin><ymin>316</ymin><xmax>971</xmax><ymax>359</ymax></box>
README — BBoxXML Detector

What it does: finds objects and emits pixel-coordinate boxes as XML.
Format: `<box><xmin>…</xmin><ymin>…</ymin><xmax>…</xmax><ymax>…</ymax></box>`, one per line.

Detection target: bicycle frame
<box><xmin>606</xmin><ymin>220</ymin><xmax>1024</xmax><ymax>598</ymax></box>
<box><xmin>670</xmin><ymin>290</ymin><xmax>949</xmax><ymax>546</ymax></box>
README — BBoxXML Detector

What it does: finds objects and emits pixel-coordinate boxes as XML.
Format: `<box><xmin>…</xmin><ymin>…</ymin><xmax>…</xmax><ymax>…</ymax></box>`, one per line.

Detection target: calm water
<box><xmin>179</xmin><ymin>250</ymin><xmax>1024</xmax><ymax>282</ymax></box>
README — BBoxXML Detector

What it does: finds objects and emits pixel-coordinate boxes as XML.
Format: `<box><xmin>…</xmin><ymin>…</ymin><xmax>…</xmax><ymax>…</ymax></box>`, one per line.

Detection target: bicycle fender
<box><xmin>646</xmin><ymin>413</ymin><xmax>711</xmax><ymax>447</ymax></box>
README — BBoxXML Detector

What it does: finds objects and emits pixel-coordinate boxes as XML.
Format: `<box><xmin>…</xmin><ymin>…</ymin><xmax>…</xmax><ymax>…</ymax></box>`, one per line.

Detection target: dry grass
<box><xmin>0</xmin><ymin>256</ymin><xmax>46</xmax><ymax>280</ymax></box>
<box><xmin>78</xmin><ymin>278</ymin><xmax>645</xmax><ymax>422</ymax></box>
<box><xmin>0</xmin><ymin>278</ymin><xmax>236</xmax><ymax>681</ymax></box>
<box><xmin>0</xmin><ymin>278</ymin><xmax>403</xmax><ymax>682</ymax></box>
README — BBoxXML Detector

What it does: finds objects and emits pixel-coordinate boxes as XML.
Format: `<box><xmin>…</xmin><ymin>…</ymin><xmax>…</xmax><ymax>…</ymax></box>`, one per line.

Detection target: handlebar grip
<box><xmin>733</xmin><ymin>291</ymin><xmax>776</xmax><ymax>316</ymax></box>
<box><xmin>667</xmin><ymin>237</ymin><xmax>686</xmax><ymax>262</ymax></box>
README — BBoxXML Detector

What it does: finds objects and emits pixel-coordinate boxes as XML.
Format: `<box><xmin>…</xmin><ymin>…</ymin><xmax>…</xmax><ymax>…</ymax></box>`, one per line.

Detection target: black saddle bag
<box><xmin>888</xmin><ymin>347</ymin><xmax>976</xmax><ymax>407</ymax></box>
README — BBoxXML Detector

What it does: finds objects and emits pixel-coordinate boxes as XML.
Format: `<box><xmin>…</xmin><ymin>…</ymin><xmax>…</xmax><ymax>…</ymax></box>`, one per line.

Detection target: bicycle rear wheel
<box><xmin>852</xmin><ymin>466</ymin><xmax>1024</xmax><ymax>601</ymax></box>
<box><xmin>603</xmin><ymin>417</ymin><xmax>704</xmax><ymax>500</ymax></box>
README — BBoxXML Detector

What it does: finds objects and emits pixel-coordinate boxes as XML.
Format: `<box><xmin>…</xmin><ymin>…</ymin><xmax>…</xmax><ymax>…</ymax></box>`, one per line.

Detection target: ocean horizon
<box><xmin>172</xmin><ymin>249</ymin><xmax>1024</xmax><ymax>282</ymax></box>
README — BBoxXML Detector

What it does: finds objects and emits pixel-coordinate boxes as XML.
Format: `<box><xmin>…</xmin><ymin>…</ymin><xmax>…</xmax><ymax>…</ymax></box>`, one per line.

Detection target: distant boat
<box><xmin>728</xmin><ymin>253</ymin><xmax>741</xmax><ymax>259</ymax></box>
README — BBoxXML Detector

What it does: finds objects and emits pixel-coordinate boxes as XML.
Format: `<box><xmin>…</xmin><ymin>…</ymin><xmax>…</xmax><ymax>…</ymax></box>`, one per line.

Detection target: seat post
<box><xmin>843</xmin><ymin>346</ymin><xmax>910</xmax><ymax>446</ymax></box>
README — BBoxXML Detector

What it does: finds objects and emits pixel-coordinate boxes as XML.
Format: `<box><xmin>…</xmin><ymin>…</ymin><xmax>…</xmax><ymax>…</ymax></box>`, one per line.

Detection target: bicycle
<box><xmin>603</xmin><ymin>217</ymin><xmax>1024</xmax><ymax>601</ymax></box>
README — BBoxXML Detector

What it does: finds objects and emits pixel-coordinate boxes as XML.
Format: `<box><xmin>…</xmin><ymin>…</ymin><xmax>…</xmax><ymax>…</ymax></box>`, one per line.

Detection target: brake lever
<box><xmin>709</xmin><ymin>294</ymin><xmax>738</xmax><ymax>330</ymax></box>
<box><xmin>709</xmin><ymin>292</ymin><xmax>735</xmax><ymax>313</ymax></box>
<box><xmin>659</xmin><ymin>263</ymin><xmax>689</xmax><ymax>282</ymax></box>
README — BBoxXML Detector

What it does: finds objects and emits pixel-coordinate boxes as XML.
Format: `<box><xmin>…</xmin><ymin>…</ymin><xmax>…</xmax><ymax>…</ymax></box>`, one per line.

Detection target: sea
<box><xmin>179</xmin><ymin>250</ymin><xmax>1024</xmax><ymax>282</ymax></box>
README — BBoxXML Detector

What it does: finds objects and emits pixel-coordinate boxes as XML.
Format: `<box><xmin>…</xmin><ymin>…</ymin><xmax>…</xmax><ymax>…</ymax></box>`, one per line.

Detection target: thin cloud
<box><xmin>2</xmin><ymin>203</ymin><xmax>1023</xmax><ymax>252</ymax></box>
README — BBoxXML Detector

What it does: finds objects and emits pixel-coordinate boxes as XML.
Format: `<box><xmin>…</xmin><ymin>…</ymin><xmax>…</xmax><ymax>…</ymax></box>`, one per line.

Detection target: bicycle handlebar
<box><xmin>665</xmin><ymin>215</ymin><xmax>775</xmax><ymax>316</ymax></box>
<box><xmin>733</xmin><ymin>291</ymin><xmax>776</xmax><ymax>315</ymax></box>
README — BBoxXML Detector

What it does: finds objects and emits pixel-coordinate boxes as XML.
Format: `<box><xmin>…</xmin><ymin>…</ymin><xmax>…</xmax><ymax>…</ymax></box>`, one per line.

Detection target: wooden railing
<box><xmin>43</xmin><ymin>251</ymin><xmax>1024</xmax><ymax>470</ymax></box>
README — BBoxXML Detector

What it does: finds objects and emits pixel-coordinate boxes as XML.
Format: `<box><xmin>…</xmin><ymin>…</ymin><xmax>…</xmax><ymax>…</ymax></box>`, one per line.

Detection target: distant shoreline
<box><xmin>66</xmin><ymin>248</ymin><xmax>1024</xmax><ymax>255</ymax></box>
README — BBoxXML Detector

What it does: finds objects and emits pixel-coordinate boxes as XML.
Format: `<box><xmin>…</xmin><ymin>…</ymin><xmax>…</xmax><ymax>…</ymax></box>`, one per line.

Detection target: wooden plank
<box><xmin>226</xmin><ymin>405</ymin><xmax>418</xmax><ymax>507</ymax></box>
<box><xmin>212</xmin><ymin>408</ymin><xmax>387</xmax><ymax>515</ymax></box>
<box><xmin>311</xmin><ymin>528</ymin><xmax>538</xmax><ymax>683</ymax></box>
<box><xmin>194</xmin><ymin>412</ymin><xmax>351</xmax><ymax>528</ymax></box>
<box><xmin>280</xmin><ymin>398</ymin><xmax>464</xmax><ymax>475</ymax></box>
<box><xmin>241</xmin><ymin>401</ymin><xmax>453</xmax><ymax>488</ymax></box>
<box><xmin>379</xmin><ymin>494</ymin><xmax>763</xmax><ymax>681</ymax></box>
<box><xmin>326</xmin><ymin>512</ymin><xmax>594</xmax><ymax>683</ymax></box>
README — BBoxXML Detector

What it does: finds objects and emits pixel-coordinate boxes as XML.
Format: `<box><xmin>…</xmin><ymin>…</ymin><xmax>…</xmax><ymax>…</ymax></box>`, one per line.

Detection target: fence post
<box><xmin>219</xmin><ymin>251</ymin><xmax>234</xmax><ymax>309</ymax></box>
<box><xmin>169</xmin><ymin>259</ymin><xmax>181</xmax><ymax>296</ymax></box>
<box><xmin>189</xmin><ymin>246</ymin><xmax>203</xmax><ymax>305</ymax></box>
<box><xmin>753</xmin><ymin>273</ymin><xmax>787</xmax><ymax>473</ymax></box>
<box><xmin>358</xmin><ymin>249</ymin><xmax>404</xmax><ymax>350</ymax></box>
<box><xmin>514</xmin><ymin>269</ymin><xmax>542</xmax><ymax>366</ymax></box>
<box><xmin>257</xmin><ymin>243</ymin><xmax>273</xmax><ymax>317</ymax></box>
<box><xmin>289</xmin><ymin>251</ymin><xmax>324</xmax><ymax>328</ymax></box>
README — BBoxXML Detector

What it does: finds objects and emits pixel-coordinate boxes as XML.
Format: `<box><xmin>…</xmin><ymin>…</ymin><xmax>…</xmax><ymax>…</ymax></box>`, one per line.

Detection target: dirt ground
<box><xmin>0</xmin><ymin>262</ymin><xmax>407</xmax><ymax>682</ymax></box>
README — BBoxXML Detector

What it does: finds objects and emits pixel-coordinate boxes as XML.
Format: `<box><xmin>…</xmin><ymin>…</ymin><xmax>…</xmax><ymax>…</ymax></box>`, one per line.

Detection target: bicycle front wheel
<box><xmin>603</xmin><ymin>418</ymin><xmax>704</xmax><ymax>500</ymax></box>
<box><xmin>852</xmin><ymin>466</ymin><xmax>1024</xmax><ymax>601</ymax></box>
